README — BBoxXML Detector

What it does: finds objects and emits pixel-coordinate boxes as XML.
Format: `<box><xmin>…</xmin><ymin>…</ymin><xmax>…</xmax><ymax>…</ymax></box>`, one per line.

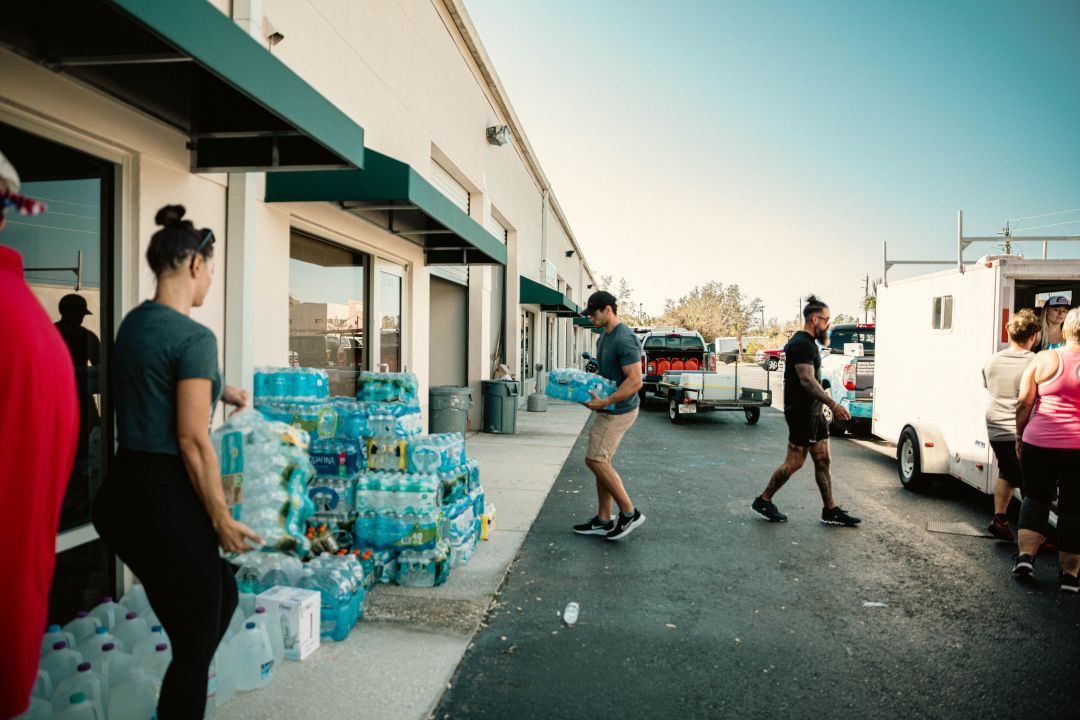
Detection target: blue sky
<box><xmin>465</xmin><ymin>0</ymin><xmax>1080</xmax><ymax>321</ymax></box>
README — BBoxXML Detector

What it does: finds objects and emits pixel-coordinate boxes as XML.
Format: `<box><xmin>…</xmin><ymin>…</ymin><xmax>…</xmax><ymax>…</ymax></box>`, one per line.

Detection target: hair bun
<box><xmin>154</xmin><ymin>204</ymin><xmax>187</xmax><ymax>228</ymax></box>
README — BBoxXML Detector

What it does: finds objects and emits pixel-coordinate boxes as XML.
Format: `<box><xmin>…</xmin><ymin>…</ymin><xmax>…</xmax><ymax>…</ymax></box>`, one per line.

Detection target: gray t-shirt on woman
<box><xmin>982</xmin><ymin>348</ymin><xmax>1033</xmax><ymax>441</ymax></box>
<box><xmin>113</xmin><ymin>301</ymin><xmax>222</xmax><ymax>455</ymax></box>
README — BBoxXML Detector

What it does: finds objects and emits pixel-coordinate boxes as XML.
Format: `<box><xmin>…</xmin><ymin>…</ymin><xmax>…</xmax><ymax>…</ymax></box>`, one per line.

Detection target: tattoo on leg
<box><xmin>812</xmin><ymin>455</ymin><xmax>833</xmax><ymax>507</ymax></box>
<box><xmin>765</xmin><ymin>468</ymin><xmax>792</xmax><ymax>498</ymax></box>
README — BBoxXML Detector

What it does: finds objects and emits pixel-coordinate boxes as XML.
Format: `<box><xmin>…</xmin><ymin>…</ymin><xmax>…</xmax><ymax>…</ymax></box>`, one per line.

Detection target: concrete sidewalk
<box><xmin>218</xmin><ymin>400</ymin><xmax>590</xmax><ymax>719</ymax></box>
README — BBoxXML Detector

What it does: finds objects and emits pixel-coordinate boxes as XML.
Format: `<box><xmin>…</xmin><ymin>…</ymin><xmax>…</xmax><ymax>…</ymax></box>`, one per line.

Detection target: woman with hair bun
<box><xmin>92</xmin><ymin>204</ymin><xmax>261</xmax><ymax>717</ymax></box>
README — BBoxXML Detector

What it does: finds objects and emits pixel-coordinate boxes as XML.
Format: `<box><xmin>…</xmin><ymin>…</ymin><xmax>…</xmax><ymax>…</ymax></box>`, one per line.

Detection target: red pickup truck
<box><xmin>754</xmin><ymin>348</ymin><xmax>783</xmax><ymax>371</ymax></box>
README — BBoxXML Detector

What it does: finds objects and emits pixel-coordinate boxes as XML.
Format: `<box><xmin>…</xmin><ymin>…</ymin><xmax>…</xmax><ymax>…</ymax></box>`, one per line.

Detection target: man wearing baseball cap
<box><xmin>55</xmin><ymin>293</ymin><xmax>103</xmax><ymax>476</ymax></box>
<box><xmin>572</xmin><ymin>290</ymin><xmax>647</xmax><ymax>541</ymax></box>
<box><xmin>0</xmin><ymin>149</ymin><xmax>78</xmax><ymax>718</ymax></box>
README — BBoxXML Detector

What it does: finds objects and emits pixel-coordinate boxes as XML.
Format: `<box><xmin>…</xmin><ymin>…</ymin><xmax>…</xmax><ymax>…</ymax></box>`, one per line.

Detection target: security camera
<box><xmin>486</xmin><ymin>125</ymin><xmax>510</xmax><ymax>146</ymax></box>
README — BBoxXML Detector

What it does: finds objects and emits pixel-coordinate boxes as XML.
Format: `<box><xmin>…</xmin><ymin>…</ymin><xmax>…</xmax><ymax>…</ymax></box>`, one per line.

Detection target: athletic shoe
<box><xmin>988</xmin><ymin>514</ymin><xmax>1015</xmax><ymax>542</ymax></box>
<box><xmin>572</xmin><ymin>516</ymin><xmax>615</xmax><ymax>536</ymax></box>
<box><xmin>821</xmin><ymin>506</ymin><xmax>861</xmax><ymax>527</ymax></box>
<box><xmin>605</xmin><ymin>509</ymin><xmax>646</xmax><ymax>541</ymax></box>
<box><xmin>1012</xmin><ymin>554</ymin><xmax>1034</xmax><ymax>576</ymax></box>
<box><xmin>751</xmin><ymin>496</ymin><xmax>787</xmax><ymax>522</ymax></box>
<box><xmin>1060</xmin><ymin>572</ymin><xmax>1079</xmax><ymax>594</ymax></box>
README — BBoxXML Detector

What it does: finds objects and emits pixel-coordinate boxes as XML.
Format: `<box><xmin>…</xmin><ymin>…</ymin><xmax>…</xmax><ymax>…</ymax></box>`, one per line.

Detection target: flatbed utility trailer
<box><xmin>658</xmin><ymin>366</ymin><xmax>773</xmax><ymax>425</ymax></box>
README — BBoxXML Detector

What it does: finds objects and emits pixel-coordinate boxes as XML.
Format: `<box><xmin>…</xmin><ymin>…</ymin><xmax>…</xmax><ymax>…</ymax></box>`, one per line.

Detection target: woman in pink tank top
<box><xmin>1015</xmin><ymin>307</ymin><xmax>1080</xmax><ymax>592</ymax></box>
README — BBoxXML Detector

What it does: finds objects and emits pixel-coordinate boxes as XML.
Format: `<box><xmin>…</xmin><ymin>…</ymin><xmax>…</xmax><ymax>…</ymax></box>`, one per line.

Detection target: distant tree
<box><xmin>597</xmin><ymin>274</ymin><xmax>644</xmax><ymax>325</ymax></box>
<box><xmin>833</xmin><ymin>313</ymin><xmax>858</xmax><ymax>324</ymax></box>
<box><xmin>862</xmin><ymin>280</ymin><xmax>879</xmax><ymax>323</ymax></box>
<box><xmin>659</xmin><ymin>281</ymin><xmax>761</xmax><ymax>343</ymax></box>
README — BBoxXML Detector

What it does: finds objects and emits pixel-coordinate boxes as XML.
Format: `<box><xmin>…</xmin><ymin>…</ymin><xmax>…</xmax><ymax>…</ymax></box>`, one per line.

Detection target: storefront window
<box><xmin>521</xmin><ymin>311</ymin><xmax>535</xmax><ymax>379</ymax></box>
<box><xmin>49</xmin><ymin>539</ymin><xmax>115</xmax><ymax>625</ymax></box>
<box><xmin>1</xmin><ymin>122</ymin><xmax>113</xmax><ymax>534</ymax></box>
<box><xmin>379</xmin><ymin>270</ymin><xmax>403</xmax><ymax>372</ymax></box>
<box><xmin>289</xmin><ymin>232</ymin><xmax>367</xmax><ymax>396</ymax></box>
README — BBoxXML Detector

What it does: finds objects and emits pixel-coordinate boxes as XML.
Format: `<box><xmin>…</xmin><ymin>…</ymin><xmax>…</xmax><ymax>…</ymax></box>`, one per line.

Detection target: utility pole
<box><xmin>760</xmin><ymin>306</ymin><xmax>765</xmax><ymax>332</ymax></box>
<box><xmin>863</xmin><ymin>273</ymin><xmax>869</xmax><ymax>323</ymax></box>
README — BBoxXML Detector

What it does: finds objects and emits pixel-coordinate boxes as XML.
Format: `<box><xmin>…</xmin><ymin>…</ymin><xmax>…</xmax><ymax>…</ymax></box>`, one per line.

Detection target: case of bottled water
<box><xmin>450</xmin><ymin>525</ymin><xmax>480</xmax><ymax>568</ymax></box>
<box><xmin>352</xmin><ymin>510</ymin><xmax>444</xmax><ymax>552</ymax></box>
<box><xmin>296</xmin><ymin>555</ymin><xmax>363</xmax><ymax>642</ymax></box>
<box><xmin>309</xmin><ymin>438</ymin><xmax>361</xmax><ymax>477</ymax></box>
<box><xmin>357</xmin><ymin>402</ymin><xmax>424</xmax><ymax>438</ymax></box>
<box><xmin>407</xmin><ymin>433</ymin><xmax>466</xmax><ymax>474</ymax></box>
<box><xmin>354</xmin><ymin>471</ymin><xmax>442</xmax><ymax>515</ymax></box>
<box><xmin>466</xmin><ymin>459</ymin><xmax>481</xmax><ymax>493</ymax></box>
<box><xmin>234</xmin><ymin>552</ymin><xmax>304</xmax><ymax>595</ymax></box>
<box><xmin>372</xmin><ymin>549</ymin><xmax>399</xmax><ymax>584</ymax></box>
<box><xmin>439</xmin><ymin>464</ymin><xmax>469</xmax><ymax>505</ymax></box>
<box><xmin>396</xmin><ymin>540</ymin><xmax>451</xmax><ymax>587</ymax></box>
<box><xmin>306</xmin><ymin>474</ymin><xmax>357</xmax><ymax>517</ymax></box>
<box><xmin>356</xmin><ymin>371</ymin><xmax>420</xmax><ymax>405</ymax></box>
<box><xmin>545</xmin><ymin>368</ymin><xmax>617</xmax><ymax>407</ymax></box>
<box><xmin>254</xmin><ymin>367</ymin><xmax>329</xmax><ymax>400</ymax></box>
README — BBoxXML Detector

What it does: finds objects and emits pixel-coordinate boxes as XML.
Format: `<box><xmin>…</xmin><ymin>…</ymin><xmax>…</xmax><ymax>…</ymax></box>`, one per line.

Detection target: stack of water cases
<box><xmin>545</xmin><ymin>368</ymin><xmax>617</xmax><ymax>409</ymax></box>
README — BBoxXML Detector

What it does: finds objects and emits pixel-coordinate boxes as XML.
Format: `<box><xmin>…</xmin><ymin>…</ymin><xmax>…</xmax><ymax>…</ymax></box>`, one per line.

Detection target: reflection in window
<box><xmin>379</xmin><ymin>271</ymin><xmax>402</xmax><ymax>372</ymax></box>
<box><xmin>289</xmin><ymin>232</ymin><xmax>367</xmax><ymax>396</ymax></box>
<box><xmin>49</xmin><ymin>539</ymin><xmax>115</xmax><ymax>626</ymax></box>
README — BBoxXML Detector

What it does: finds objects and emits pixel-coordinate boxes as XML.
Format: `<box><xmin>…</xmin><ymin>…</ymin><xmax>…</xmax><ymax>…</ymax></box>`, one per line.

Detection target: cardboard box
<box><xmin>256</xmin><ymin>586</ymin><xmax>321</xmax><ymax>660</ymax></box>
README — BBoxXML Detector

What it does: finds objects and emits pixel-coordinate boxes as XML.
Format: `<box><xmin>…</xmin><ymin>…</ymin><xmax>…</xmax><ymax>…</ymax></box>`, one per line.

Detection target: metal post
<box><xmin>957</xmin><ymin>209</ymin><xmax>963</xmax><ymax>272</ymax></box>
<box><xmin>1043</xmin><ymin>241</ymin><xmax>1048</xmax><ymax>260</ymax></box>
<box><xmin>882</xmin><ymin>241</ymin><xmax>888</xmax><ymax>287</ymax></box>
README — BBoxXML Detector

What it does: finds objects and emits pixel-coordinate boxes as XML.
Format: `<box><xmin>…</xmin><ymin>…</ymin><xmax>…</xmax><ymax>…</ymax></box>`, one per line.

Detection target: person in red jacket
<box><xmin>0</xmin><ymin>150</ymin><xmax>78</xmax><ymax>718</ymax></box>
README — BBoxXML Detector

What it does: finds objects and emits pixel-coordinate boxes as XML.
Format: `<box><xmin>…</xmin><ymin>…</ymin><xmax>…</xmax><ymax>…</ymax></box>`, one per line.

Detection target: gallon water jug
<box><xmin>247</xmin><ymin>607</ymin><xmax>285</xmax><ymax>667</ymax></box>
<box><xmin>238</xmin><ymin>592</ymin><xmax>257</xmax><ymax>619</ymax></box>
<box><xmin>119</xmin><ymin>584</ymin><xmax>150</xmax><ymax>617</ymax></box>
<box><xmin>108</xmin><ymin>669</ymin><xmax>157</xmax><ymax>720</ymax></box>
<box><xmin>42</xmin><ymin>624</ymin><xmax>77</xmax><ymax>655</ymax></box>
<box><xmin>40</xmin><ymin>642</ymin><xmax>83</xmax><ymax>688</ymax></box>
<box><xmin>88</xmin><ymin>597</ymin><xmax>125</xmax><ymax>631</ymax></box>
<box><xmin>113</xmin><ymin>612</ymin><xmax>150</xmax><ymax>654</ymax></box>
<box><xmin>132</xmin><ymin>626</ymin><xmax>169</xmax><ymax>666</ymax></box>
<box><xmin>51</xmin><ymin>662</ymin><xmax>103</xmax><ymax>714</ymax></box>
<box><xmin>52</xmin><ymin>692</ymin><xmax>104</xmax><ymax>720</ymax></box>
<box><xmin>12</xmin><ymin>695</ymin><xmax>52</xmax><ymax>719</ymax></box>
<box><xmin>229</xmin><ymin>622</ymin><xmax>274</xmax><ymax>691</ymax></box>
<box><xmin>96</xmin><ymin>642</ymin><xmax>132</xmax><ymax>702</ymax></box>
<box><xmin>79</xmin><ymin>626</ymin><xmax>123</xmax><ymax>658</ymax></box>
<box><xmin>31</xmin><ymin>668</ymin><xmax>53</xmax><ymax>699</ymax></box>
<box><xmin>225</xmin><ymin>606</ymin><xmax>246</xmax><ymax>643</ymax></box>
<box><xmin>63</xmin><ymin>612</ymin><xmax>101</xmax><ymax>644</ymax></box>
<box><xmin>213</xmin><ymin>643</ymin><xmax>236</xmax><ymax>709</ymax></box>
<box><xmin>143</xmin><ymin>643</ymin><xmax>172</xmax><ymax>687</ymax></box>
<box><xmin>205</xmin><ymin>652</ymin><xmax>218</xmax><ymax>719</ymax></box>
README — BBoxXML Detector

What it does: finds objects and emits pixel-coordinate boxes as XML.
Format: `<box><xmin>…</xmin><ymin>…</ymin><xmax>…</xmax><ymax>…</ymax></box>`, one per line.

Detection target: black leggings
<box><xmin>1018</xmin><ymin>443</ymin><xmax>1080</xmax><ymax>553</ymax></box>
<box><xmin>92</xmin><ymin>449</ymin><xmax>237</xmax><ymax>719</ymax></box>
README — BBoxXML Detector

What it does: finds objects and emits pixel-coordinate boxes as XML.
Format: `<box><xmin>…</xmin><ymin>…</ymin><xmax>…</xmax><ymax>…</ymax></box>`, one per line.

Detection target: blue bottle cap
<box><xmin>245</xmin><ymin>622</ymin><xmax>256</xmax><ymax>629</ymax></box>
<box><xmin>95</xmin><ymin>626</ymin><xmax>107</xmax><ymax>635</ymax></box>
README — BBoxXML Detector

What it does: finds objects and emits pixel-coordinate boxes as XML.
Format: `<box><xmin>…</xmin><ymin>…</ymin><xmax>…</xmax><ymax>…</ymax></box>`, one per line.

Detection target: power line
<box><xmin>1007</xmin><ymin>207</ymin><xmax>1080</xmax><ymax>223</ymax></box>
<box><xmin>1012</xmin><ymin>219</ymin><xmax>1080</xmax><ymax>233</ymax></box>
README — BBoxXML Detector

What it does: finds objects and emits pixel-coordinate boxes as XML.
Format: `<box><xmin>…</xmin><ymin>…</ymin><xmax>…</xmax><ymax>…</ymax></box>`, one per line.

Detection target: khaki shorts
<box><xmin>586</xmin><ymin>409</ymin><xmax>639</xmax><ymax>463</ymax></box>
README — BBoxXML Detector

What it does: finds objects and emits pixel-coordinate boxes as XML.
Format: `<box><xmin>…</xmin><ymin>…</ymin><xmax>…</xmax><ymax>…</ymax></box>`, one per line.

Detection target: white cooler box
<box><xmin>664</xmin><ymin>370</ymin><xmax>743</xmax><ymax>402</ymax></box>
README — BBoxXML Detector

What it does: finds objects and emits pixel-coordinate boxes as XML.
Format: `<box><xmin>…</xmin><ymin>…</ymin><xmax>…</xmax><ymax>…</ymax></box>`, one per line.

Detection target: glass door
<box><xmin>372</xmin><ymin>260</ymin><xmax>406</xmax><ymax>372</ymax></box>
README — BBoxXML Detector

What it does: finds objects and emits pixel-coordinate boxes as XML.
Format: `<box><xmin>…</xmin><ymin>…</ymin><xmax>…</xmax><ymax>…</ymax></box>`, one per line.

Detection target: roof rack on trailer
<box><xmin>882</xmin><ymin>210</ymin><xmax>1080</xmax><ymax>287</ymax></box>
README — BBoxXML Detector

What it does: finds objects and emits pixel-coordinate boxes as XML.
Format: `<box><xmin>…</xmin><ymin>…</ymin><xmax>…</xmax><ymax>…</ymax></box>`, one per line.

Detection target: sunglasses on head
<box><xmin>190</xmin><ymin>229</ymin><xmax>214</xmax><ymax>270</ymax></box>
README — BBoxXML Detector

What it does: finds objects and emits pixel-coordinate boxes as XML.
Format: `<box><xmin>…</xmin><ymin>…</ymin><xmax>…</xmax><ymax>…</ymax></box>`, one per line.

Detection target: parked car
<box><xmin>639</xmin><ymin>328</ymin><xmax>708</xmax><ymax>400</ymax></box>
<box><xmin>754</xmin><ymin>348</ymin><xmax>783</xmax><ymax>371</ymax></box>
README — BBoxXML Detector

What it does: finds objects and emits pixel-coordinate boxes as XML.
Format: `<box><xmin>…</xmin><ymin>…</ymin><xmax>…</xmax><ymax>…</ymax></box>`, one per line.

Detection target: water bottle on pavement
<box><xmin>247</xmin><ymin>607</ymin><xmax>285</xmax><ymax>667</ymax></box>
<box><xmin>229</xmin><ymin>622</ymin><xmax>274</xmax><ymax>691</ymax></box>
<box><xmin>41</xmin><ymin>624</ymin><xmax>76</xmax><ymax>655</ymax></box>
<box><xmin>113</xmin><ymin>612</ymin><xmax>150</xmax><ymax>653</ymax></box>
<box><xmin>108</xmin><ymin>668</ymin><xmax>157</xmax><ymax>720</ymax></box>
<box><xmin>88</xmin><ymin>597</ymin><xmax>125</xmax><ymax>631</ymax></box>
<box><xmin>52</xmin><ymin>691</ymin><xmax>104</xmax><ymax>720</ymax></box>
<box><xmin>40</xmin><ymin>641</ymin><xmax>83</xmax><ymax>688</ymax></box>
<box><xmin>143</xmin><ymin>643</ymin><xmax>172</xmax><ymax>687</ymax></box>
<box><xmin>51</xmin><ymin>662</ymin><xmax>104</xmax><ymax>714</ymax></box>
<box><xmin>63</xmin><ymin>612</ymin><xmax>101</xmax><ymax>644</ymax></box>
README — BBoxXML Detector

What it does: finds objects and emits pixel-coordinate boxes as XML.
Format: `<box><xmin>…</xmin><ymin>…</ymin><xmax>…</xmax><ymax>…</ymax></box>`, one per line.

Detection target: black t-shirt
<box><xmin>783</xmin><ymin>331</ymin><xmax>821</xmax><ymax>413</ymax></box>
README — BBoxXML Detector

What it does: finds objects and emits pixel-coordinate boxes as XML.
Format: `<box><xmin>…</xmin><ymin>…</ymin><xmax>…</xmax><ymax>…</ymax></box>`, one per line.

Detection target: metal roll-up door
<box><xmin>430</xmin><ymin>161</ymin><xmax>470</xmax><ymax>286</ymax></box>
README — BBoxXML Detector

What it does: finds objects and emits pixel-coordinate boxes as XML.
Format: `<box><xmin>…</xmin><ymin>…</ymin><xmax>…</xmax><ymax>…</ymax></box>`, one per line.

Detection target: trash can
<box><xmin>482</xmin><ymin>380</ymin><xmax>520</xmax><ymax>434</ymax></box>
<box><xmin>429</xmin><ymin>386</ymin><xmax>472</xmax><ymax>435</ymax></box>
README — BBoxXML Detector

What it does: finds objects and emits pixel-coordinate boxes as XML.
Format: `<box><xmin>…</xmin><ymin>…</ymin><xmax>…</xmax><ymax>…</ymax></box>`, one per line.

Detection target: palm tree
<box><xmin>862</xmin><ymin>280</ymin><xmax>879</xmax><ymax>323</ymax></box>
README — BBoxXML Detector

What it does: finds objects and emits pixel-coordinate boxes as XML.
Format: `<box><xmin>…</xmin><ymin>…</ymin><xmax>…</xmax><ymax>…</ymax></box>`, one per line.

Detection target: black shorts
<box><xmin>989</xmin><ymin>440</ymin><xmax>1022</xmax><ymax>486</ymax></box>
<box><xmin>785</xmin><ymin>404</ymin><xmax>828</xmax><ymax>447</ymax></box>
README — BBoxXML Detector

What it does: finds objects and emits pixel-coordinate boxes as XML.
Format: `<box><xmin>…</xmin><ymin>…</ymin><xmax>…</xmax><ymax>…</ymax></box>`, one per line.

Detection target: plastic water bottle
<box><xmin>113</xmin><ymin>612</ymin><xmax>150</xmax><ymax>653</ymax></box>
<box><xmin>88</xmin><ymin>597</ymin><xmax>124</xmax><ymax>632</ymax></box>
<box><xmin>119</xmin><ymin>584</ymin><xmax>150</xmax><ymax>617</ymax></box>
<box><xmin>143</xmin><ymin>643</ymin><xmax>172</xmax><ymax>687</ymax></box>
<box><xmin>41</xmin><ymin>641</ymin><xmax>83</xmax><ymax>688</ymax></box>
<box><xmin>79</xmin><ymin>625</ymin><xmax>124</xmax><ymax>658</ymax></box>
<box><xmin>42</xmin><ymin>624</ymin><xmax>77</xmax><ymax>655</ymax></box>
<box><xmin>247</xmin><ymin>607</ymin><xmax>285</xmax><ymax>668</ymax></box>
<box><xmin>229</xmin><ymin>622</ymin><xmax>274</xmax><ymax>691</ymax></box>
<box><xmin>52</xmin><ymin>691</ymin><xmax>104</xmax><ymax>720</ymax></box>
<box><xmin>213</xmin><ymin>643</ymin><xmax>236</xmax><ymax>709</ymax></box>
<box><xmin>12</xmin><ymin>695</ymin><xmax>52</xmax><ymax>719</ymax></box>
<box><xmin>132</xmin><ymin>626</ymin><xmax>169</xmax><ymax>665</ymax></box>
<box><xmin>238</xmin><ymin>592</ymin><xmax>257</xmax><ymax>619</ymax></box>
<box><xmin>51</xmin><ymin>662</ymin><xmax>104</xmax><ymax>714</ymax></box>
<box><xmin>108</xmin><ymin>669</ymin><xmax>157</xmax><ymax>720</ymax></box>
<box><xmin>63</xmin><ymin>612</ymin><xmax>101</xmax><ymax>644</ymax></box>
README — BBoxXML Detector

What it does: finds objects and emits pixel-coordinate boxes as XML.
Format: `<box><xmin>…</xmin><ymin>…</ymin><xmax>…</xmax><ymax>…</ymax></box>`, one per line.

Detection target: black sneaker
<box><xmin>821</xmin><ymin>506</ymin><xmax>861</xmax><ymax>527</ymax></box>
<box><xmin>751</xmin><ymin>496</ymin><xmax>787</xmax><ymax>522</ymax></box>
<box><xmin>1012</xmin><ymin>554</ymin><xmax>1034</xmax><ymax>576</ymax></box>
<box><xmin>1060</xmin><ymin>571</ymin><xmax>1079</xmax><ymax>594</ymax></box>
<box><xmin>573</xmin><ymin>516</ymin><xmax>615</xmax><ymax>536</ymax></box>
<box><xmin>988</xmin><ymin>514</ymin><xmax>1015</xmax><ymax>542</ymax></box>
<box><xmin>605</xmin><ymin>509</ymin><xmax>646</xmax><ymax>541</ymax></box>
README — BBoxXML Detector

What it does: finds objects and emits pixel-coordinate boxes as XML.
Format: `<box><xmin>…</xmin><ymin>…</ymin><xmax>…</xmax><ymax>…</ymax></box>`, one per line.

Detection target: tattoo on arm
<box><xmin>794</xmin><ymin>363</ymin><xmax>833</xmax><ymax>406</ymax></box>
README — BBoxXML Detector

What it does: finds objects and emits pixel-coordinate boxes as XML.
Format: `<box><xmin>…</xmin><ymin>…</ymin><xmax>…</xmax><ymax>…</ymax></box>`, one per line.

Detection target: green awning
<box><xmin>0</xmin><ymin>0</ymin><xmax>364</xmax><ymax>172</ymax></box>
<box><xmin>520</xmin><ymin>276</ymin><xmax>579</xmax><ymax>316</ymax></box>
<box><xmin>573</xmin><ymin>317</ymin><xmax>596</xmax><ymax>328</ymax></box>
<box><xmin>265</xmin><ymin>150</ymin><xmax>507</xmax><ymax>266</ymax></box>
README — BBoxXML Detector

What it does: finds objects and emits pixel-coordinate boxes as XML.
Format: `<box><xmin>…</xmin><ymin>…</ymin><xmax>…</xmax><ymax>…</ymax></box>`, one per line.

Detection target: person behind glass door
<box><xmin>92</xmin><ymin>205</ymin><xmax>261</xmax><ymax>718</ymax></box>
<box><xmin>0</xmin><ymin>149</ymin><xmax>78</xmax><ymax>719</ymax></box>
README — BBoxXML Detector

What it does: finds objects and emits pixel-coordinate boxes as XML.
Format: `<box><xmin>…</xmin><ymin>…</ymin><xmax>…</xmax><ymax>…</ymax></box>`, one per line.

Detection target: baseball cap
<box><xmin>581</xmin><ymin>290</ymin><xmax>617</xmax><ymax>317</ymax></box>
<box><xmin>59</xmin><ymin>294</ymin><xmax>92</xmax><ymax>317</ymax></box>
<box><xmin>1047</xmin><ymin>295</ymin><xmax>1071</xmax><ymax>308</ymax></box>
<box><xmin>0</xmin><ymin>149</ymin><xmax>47</xmax><ymax>217</ymax></box>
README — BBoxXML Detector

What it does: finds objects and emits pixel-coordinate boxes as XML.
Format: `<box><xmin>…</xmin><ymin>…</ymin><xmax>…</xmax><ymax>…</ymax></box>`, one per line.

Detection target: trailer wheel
<box><xmin>668</xmin><ymin>396</ymin><xmax>682</xmax><ymax>424</ymax></box>
<box><xmin>638</xmin><ymin>387</ymin><xmax>649</xmax><ymax>404</ymax></box>
<box><xmin>744</xmin><ymin>407</ymin><xmax>760</xmax><ymax>424</ymax></box>
<box><xmin>898</xmin><ymin>427</ymin><xmax>933</xmax><ymax>492</ymax></box>
<box><xmin>767</xmin><ymin>357</ymin><xmax>779</xmax><ymax>371</ymax></box>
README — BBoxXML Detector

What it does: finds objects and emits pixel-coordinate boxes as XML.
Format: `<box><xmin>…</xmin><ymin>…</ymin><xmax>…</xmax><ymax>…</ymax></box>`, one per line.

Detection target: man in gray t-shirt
<box><xmin>572</xmin><ymin>291</ymin><xmax>647</xmax><ymax>541</ymax></box>
<box><xmin>981</xmin><ymin>308</ymin><xmax>1040</xmax><ymax>541</ymax></box>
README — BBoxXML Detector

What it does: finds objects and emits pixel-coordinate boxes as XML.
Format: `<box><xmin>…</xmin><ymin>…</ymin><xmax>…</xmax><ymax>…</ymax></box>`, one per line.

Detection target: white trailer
<box><xmin>874</xmin><ymin>254</ymin><xmax>1080</xmax><ymax>494</ymax></box>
